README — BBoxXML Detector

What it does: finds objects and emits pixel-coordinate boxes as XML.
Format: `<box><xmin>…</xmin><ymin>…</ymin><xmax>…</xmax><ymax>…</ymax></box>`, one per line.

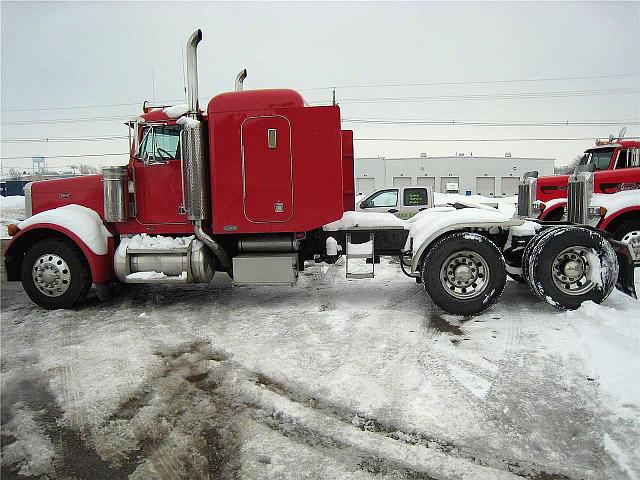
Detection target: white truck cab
<box><xmin>356</xmin><ymin>186</ymin><xmax>434</xmax><ymax>217</ymax></box>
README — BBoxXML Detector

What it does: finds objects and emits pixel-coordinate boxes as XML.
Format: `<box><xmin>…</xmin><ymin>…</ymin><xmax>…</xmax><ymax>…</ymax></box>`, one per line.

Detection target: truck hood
<box><xmin>30</xmin><ymin>174</ymin><xmax>105</xmax><ymax>218</ymax></box>
<box><xmin>536</xmin><ymin>174</ymin><xmax>570</xmax><ymax>202</ymax></box>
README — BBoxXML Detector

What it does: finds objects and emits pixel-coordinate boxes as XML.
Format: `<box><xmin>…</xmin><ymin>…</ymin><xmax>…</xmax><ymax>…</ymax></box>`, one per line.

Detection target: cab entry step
<box><xmin>346</xmin><ymin>232</ymin><xmax>375</xmax><ymax>279</ymax></box>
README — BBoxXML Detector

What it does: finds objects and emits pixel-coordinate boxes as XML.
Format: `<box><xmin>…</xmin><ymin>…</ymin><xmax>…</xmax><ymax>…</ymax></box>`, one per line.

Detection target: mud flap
<box><xmin>610</xmin><ymin>238</ymin><xmax>638</xmax><ymax>299</ymax></box>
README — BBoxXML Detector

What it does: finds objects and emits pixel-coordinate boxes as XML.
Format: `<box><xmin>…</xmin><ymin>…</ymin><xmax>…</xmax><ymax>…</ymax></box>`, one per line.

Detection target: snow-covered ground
<box><xmin>0</xmin><ymin>196</ymin><xmax>26</xmax><ymax>238</ymax></box>
<box><xmin>1</xmin><ymin>260</ymin><xmax>638</xmax><ymax>479</ymax></box>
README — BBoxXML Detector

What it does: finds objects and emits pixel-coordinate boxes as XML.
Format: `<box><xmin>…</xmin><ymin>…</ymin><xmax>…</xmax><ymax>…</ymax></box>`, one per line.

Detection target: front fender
<box><xmin>4</xmin><ymin>224</ymin><xmax>114</xmax><ymax>283</ymax></box>
<box><xmin>598</xmin><ymin>206</ymin><xmax>640</xmax><ymax>231</ymax></box>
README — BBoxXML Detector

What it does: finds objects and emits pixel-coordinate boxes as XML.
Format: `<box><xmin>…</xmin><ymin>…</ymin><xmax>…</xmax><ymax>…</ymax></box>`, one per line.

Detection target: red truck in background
<box><xmin>532</xmin><ymin>139</ymin><xmax>640</xmax><ymax>226</ymax></box>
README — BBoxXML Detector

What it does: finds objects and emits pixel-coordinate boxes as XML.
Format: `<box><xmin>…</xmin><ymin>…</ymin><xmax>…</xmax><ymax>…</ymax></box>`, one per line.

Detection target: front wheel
<box><xmin>526</xmin><ymin>226</ymin><xmax>618</xmax><ymax>310</ymax></box>
<box><xmin>21</xmin><ymin>239</ymin><xmax>92</xmax><ymax>310</ymax></box>
<box><xmin>421</xmin><ymin>232</ymin><xmax>506</xmax><ymax>316</ymax></box>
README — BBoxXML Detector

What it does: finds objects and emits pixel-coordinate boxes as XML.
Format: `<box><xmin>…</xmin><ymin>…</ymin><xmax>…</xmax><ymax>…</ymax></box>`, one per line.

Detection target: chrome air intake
<box><xmin>181</xmin><ymin>122</ymin><xmax>208</xmax><ymax>220</ymax></box>
<box><xmin>102</xmin><ymin>165</ymin><xmax>129</xmax><ymax>222</ymax></box>
<box><xmin>517</xmin><ymin>171</ymin><xmax>538</xmax><ymax>218</ymax></box>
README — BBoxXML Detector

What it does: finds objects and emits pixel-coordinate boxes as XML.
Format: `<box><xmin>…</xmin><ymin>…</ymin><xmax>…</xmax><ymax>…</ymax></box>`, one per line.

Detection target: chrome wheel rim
<box><xmin>440</xmin><ymin>250</ymin><xmax>490</xmax><ymax>299</ymax></box>
<box><xmin>621</xmin><ymin>230</ymin><xmax>640</xmax><ymax>244</ymax></box>
<box><xmin>551</xmin><ymin>246</ymin><xmax>594</xmax><ymax>296</ymax></box>
<box><xmin>32</xmin><ymin>254</ymin><xmax>71</xmax><ymax>297</ymax></box>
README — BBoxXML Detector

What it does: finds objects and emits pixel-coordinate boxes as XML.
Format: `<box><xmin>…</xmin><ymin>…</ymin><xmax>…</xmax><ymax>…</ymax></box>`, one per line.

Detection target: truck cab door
<box><xmin>357</xmin><ymin>188</ymin><xmax>399</xmax><ymax>214</ymax></box>
<box><xmin>241</xmin><ymin>116</ymin><xmax>293</xmax><ymax>223</ymax></box>
<box><xmin>132</xmin><ymin>124</ymin><xmax>189</xmax><ymax>225</ymax></box>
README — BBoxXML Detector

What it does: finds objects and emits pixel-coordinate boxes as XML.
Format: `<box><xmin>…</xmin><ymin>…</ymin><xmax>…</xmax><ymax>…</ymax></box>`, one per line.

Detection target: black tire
<box><xmin>21</xmin><ymin>239</ymin><xmax>92</xmax><ymax>310</ymax></box>
<box><xmin>527</xmin><ymin>226</ymin><xmax>618</xmax><ymax>310</ymax></box>
<box><xmin>522</xmin><ymin>226</ymin><xmax>564</xmax><ymax>298</ymax></box>
<box><xmin>612</xmin><ymin>219</ymin><xmax>640</xmax><ymax>242</ymax></box>
<box><xmin>421</xmin><ymin>232</ymin><xmax>506</xmax><ymax>316</ymax></box>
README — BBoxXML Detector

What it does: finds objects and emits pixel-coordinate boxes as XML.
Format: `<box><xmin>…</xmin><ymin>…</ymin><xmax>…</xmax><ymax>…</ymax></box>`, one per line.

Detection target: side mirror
<box><xmin>359</xmin><ymin>201</ymin><xmax>366</xmax><ymax>209</ymax></box>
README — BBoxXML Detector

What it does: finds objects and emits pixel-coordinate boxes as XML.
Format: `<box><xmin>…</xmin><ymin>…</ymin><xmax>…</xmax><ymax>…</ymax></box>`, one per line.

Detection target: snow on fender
<box><xmin>18</xmin><ymin>204</ymin><xmax>112</xmax><ymax>255</ymax></box>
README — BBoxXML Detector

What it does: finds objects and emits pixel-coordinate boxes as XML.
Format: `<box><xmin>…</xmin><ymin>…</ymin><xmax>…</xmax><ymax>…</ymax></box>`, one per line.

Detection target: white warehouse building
<box><xmin>354</xmin><ymin>154</ymin><xmax>555</xmax><ymax>197</ymax></box>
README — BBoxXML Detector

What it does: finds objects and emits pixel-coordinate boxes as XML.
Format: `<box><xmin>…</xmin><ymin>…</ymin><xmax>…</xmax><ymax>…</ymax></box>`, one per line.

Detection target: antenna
<box><xmin>152</xmin><ymin>68</ymin><xmax>156</xmax><ymax>103</ymax></box>
<box><xmin>181</xmin><ymin>46</ymin><xmax>187</xmax><ymax>102</ymax></box>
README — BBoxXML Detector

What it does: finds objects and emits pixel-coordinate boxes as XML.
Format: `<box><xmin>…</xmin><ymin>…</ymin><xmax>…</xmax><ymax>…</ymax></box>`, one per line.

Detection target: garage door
<box><xmin>417</xmin><ymin>176</ymin><xmax>435</xmax><ymax>190</ymax></box>
<box><xmin>476</xmin><ymin>177</ymin><xmax>495</xmax><ymax>196</ymax></box>
<box><xmin>356</xmin><ymin>177</ymin><xmax>375</xmax><ymax>195</ymax></box>
<box><xmin>501</xmin><ymin>177</ymin><xmax>520</xmax><ymax>196</ymax></box>
<box><xmin>392</xmin><ymin>176</ymin><xmax>412</xmax><ymax>188</ymax></box>
<box><xmin>440</xmin><ymin>177</ymin><xmax>459</xmax><ymax>193</ymax></box>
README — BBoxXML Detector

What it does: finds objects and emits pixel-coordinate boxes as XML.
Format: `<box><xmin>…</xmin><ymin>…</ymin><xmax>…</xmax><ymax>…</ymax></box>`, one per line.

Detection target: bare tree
<box><xmin>7</xmin><ymin>168</ymin><xmax>23</xmax><ymax>180</ymax></box>
<box><xmin>78</xmin><ymin>163</ymin><xmax>99</xmax><ymax>174</ymax></box>
<box><xmin>555</xmin><ymin>154</ymin><xmax>583</xmax><ymax>175</ymax></box>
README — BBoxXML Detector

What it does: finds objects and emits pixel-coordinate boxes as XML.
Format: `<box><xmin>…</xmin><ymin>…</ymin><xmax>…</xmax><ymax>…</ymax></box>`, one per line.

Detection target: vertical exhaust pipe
<box><xmin>183</xmin><ymin>28</ymin><xmax>231</xmax><ymax>270</ymax></box>
<box><xmin>186</xmin><ymin>29</ymin><xmax>203</xmax><ymax>114</ymax></box>
<box><xmin>235</xmin><ymin>69</ymin><xmax>247</xmax><ymax>92</ymax></box>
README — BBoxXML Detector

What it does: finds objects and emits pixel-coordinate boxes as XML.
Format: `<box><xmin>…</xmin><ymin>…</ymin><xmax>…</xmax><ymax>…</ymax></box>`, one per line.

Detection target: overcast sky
<box><xmin>1</xmin><ymin>1</ymin><xmax>639</xmax><ymax>173</ymax></box>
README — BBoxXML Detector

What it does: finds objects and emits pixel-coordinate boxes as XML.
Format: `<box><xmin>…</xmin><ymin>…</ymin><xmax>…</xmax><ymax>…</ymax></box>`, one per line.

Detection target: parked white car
<box><xmin>356</xmin><ymin>187</ymin><xmax>434</xmax><ymax>216</ymax></box>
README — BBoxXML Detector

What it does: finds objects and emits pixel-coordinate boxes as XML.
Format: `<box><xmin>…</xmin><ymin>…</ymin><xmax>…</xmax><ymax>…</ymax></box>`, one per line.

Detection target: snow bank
<box><xmin>126</xmin><ymin>271</ymin><xmax>187</xmax><ymax>281</ymax></box>
<box><xmin>590</xmin><ymin>190</ymin><xmax>640</xmax><ymax>219</ymax></box>
<box><xmin>176</xmin><ymin>116</ymin><xmax>200</xmax><ymax>128</ymax></box>
<box><xmin>564</xmin><ymin>301</ymin><xmax>640</xmax><ymax>422</ymax></box>
<box><xmin>0</xmin><ymin>403</ymin><xmax>55</xmax><ymax>477</ymax></box>
<box><xmin>347</xmin><ymin>240</ymin><xmax>373</xmax><ymax>255</ymax></box>
<box><xmin>163</xmin><ymin>104</ymin><xmax>189</xmax><ymax>118</ymax></box>
<box><xmin>323</xmin><ymin>211</ymin><xmax>407</xmax><ymax>231</ymax></box>
<box><xmin>1</xmin><ymin>195</ymin><xmax>26</xmax><ymax>238</ymax></box>
<box><xmin>434</xmin><ymin>193</ymin><xmax>517</xmax><ymax>216</ymax></box>
<box><xmin>124</xmin><ymin>233</ymin><xmax>194</xmax><ymax>250</ymax></box>
<box><xmin>18</xmin><ymin>204</ymin><xmax>112</xmax><ymax>255</ymax></box>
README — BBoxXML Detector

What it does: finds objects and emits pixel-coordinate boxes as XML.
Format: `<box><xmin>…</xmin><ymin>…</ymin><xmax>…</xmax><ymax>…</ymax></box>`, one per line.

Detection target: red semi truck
<box><xmin>4</xmin><ymin>30</ymin><xmax>639</xmax><ymax>314</ymax></box>
<box><xmin>520</xmin><ymin>138</ymin><xmax>640</xmax><ymax>230</ymax></box>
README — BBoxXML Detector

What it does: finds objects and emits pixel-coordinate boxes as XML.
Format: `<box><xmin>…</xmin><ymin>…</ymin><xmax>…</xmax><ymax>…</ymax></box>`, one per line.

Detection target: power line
<box><xmin>353</xmin><ymin>136</ymin><xmax>640</xmax><ymax>142</ymax></box>
<box><xmin>317</xmin><ymin>88</ymin><xmax>639</xmax><ymax>105</ymax></box>
<box><xmin>0</xmin><ymin>153</ymin><xmax>128</xmax><ymax>160</ymax></box>
<box><xmin>2</xmin><ymin>73</ymin><xmax>637</xmax><ymax>112</ymax></box>
<box><xmin>298</xmin><ymin>73</ymin><xmax>639</xmax><ymax>91</ymax></box>
<box><xmin>343</xmin><ymin>118</ymin><xmax>640</xmax><ymax>127</ymax></box>
<box><xmin>1</xmin><ymin>135</ymin><xmax>128</xmax><ymax>143</ymax></box>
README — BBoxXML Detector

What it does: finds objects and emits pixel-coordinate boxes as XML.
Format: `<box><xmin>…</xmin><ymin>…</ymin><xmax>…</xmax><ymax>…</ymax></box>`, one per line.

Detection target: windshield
<box><xmin>137</xmin><ymin>125</ymin><xmax>182</xmax><ymax>161</ymax></box>
<box><xmin>578</xmin><ymin>148</ymin><xmax>614</xmax><ymax>171</ymax></box>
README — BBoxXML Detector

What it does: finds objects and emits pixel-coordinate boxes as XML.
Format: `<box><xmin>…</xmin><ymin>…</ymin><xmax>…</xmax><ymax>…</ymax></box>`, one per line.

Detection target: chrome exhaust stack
<box><xmin>182</xmin><ymin>29</ymin><xmax>231</xmax><ymax>270</ymax></box>
<box><xmin>235</xmin><ymin>69</ymin><xmax>247</xmax><ymax>92</ymax></box>
<box><xmin>185</xmin><ymin>29</ymin><xmax>202</xmax><ymax>114</ymax></box>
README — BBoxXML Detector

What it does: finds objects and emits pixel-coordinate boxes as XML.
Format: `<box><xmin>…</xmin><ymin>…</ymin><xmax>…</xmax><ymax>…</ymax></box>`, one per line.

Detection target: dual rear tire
<box><xmin>524</xmin><ymin>226</ymin><xmax>618</xmax><ymax>310</ymax></box>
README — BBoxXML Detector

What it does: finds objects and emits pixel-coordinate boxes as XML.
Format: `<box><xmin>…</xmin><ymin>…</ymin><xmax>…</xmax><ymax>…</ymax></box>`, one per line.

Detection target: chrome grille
<box><xmin>517</xmin><ymin>182</ymin><xmax>530</xmax><ymax>217</ymax></box>
<box><xmin>566</xmin><ymin>172</ymin><xmax>592</xmax><ymax>224</ymax></box>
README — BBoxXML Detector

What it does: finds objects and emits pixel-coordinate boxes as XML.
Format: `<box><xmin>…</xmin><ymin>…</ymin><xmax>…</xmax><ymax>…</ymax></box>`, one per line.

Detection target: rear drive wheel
<box><xmin>421</xmin><ymin>232</ymin><xmax>506</xmax><ymax>316</ymax></box>
<box><xmin>21</xmin><ymin>239</ymin><xmax>92</xmax><ymax>310</ymax></box>
<box><xmin>522</xmin><ymin>226</ymin><xmax>563</xmax><ymax>297</ymax></box>
<box><xmin>527</xmin><ymin>226</ymin><xmax>618</xmax><ymax>310</ymax></box>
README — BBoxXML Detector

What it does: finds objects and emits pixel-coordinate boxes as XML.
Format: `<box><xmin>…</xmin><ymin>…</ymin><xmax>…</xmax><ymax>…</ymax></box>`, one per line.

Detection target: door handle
<box><xmin>388</xmin><ymin>208</ymin><xmax>398</xmax><ymax>213</ymax></box>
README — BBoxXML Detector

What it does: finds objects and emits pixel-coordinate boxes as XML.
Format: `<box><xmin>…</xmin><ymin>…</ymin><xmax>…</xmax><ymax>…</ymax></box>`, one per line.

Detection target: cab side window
<box><xmin>616</xmin><ymin>148</ymin><xmax>640</xmax><ymax>169</ymax></box>
<box><xmin>137</xmin><ymin>125</ymin><xmax>182</xmax><ymax>162</ymax></box>
<box><xmin>363</xmin><ymin>189</ymin><xmax>398</xmax><ymax>208</ymax></box>
<box><xmin>403</xmin><ymin>188</ymin><xmax>428</xmax><ymax>206</ymax></box>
